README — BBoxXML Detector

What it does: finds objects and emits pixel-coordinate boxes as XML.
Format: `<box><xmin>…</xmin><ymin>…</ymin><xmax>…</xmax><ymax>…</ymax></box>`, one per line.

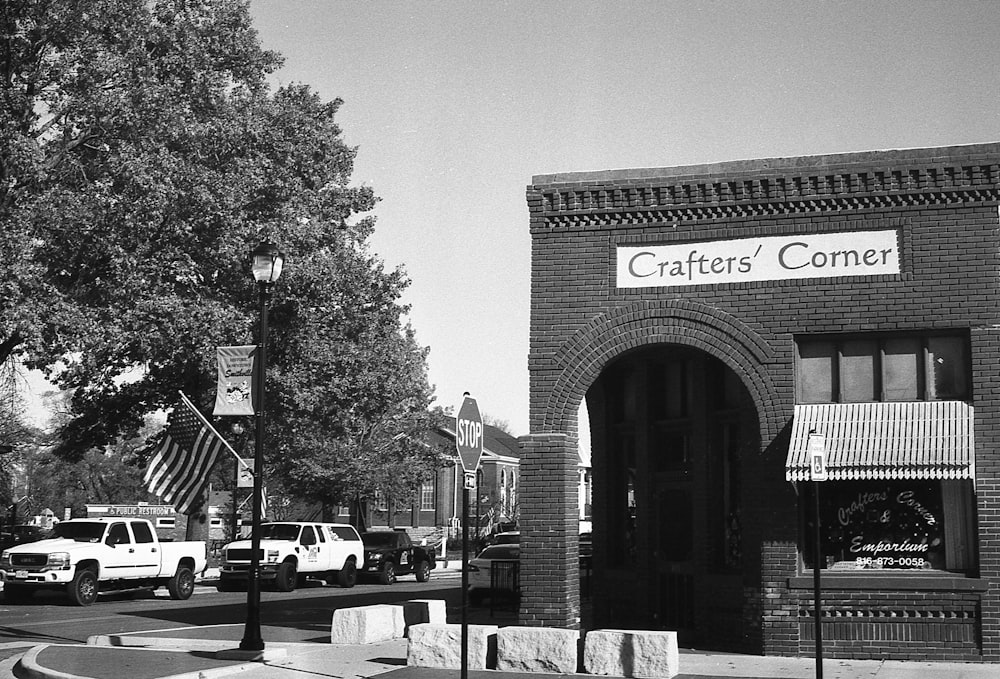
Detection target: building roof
<box><xmin>530</xmin><ymin>142</ymin><xmax>1000</xmax><ymax>186</ymax></box>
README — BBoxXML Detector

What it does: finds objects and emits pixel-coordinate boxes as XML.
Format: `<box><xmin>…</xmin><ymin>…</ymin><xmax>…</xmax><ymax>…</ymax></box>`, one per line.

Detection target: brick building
<box><xmin>519</xmin><ymin>143</ymin><xmax>1000</xmax><ymax>662</ymax></box>
<box><xmin>334</xmin><ymin>424</ymin><xmax>521</xmax><ymax>538</ymax></box>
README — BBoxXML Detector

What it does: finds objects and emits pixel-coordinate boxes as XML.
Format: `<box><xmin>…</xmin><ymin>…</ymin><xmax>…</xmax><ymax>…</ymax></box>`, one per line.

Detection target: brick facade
<box><xmin>521</xmin><ymin>143</ymin><xmax>1000</xmax><ymax>661</ymax></box>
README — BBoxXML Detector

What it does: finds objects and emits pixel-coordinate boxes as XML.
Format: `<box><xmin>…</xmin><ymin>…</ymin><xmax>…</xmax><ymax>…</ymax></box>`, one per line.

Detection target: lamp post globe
<box><xmin>250</xmin><ymin>241</ymin><xmax>284</xmax><ymax>284</ymax></box>
<box><xmin>239</xmin><ymin>240</ymin><xmax>284</xmax><ymax>654</ymax></box>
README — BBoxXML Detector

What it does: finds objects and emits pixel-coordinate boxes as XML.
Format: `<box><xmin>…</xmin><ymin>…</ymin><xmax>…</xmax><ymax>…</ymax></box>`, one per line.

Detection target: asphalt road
<box><xmin>0</xmin><ymin>570</ymin><xmax>470</xmax><ymax>663</ymax></box>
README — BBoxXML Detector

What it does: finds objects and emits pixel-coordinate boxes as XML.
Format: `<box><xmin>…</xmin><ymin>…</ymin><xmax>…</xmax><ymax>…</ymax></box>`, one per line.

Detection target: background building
<box><xmin>335</xmin><ymin>424</ymin><xmax>521</xmax><ymax>544</ymax></box>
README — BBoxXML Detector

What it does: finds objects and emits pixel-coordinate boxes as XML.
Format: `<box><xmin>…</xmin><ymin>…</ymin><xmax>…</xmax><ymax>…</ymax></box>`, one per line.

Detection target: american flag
<box><xmin>144</xmin><ymin>398</ymin><xmax>224</xmax><ymax>514</ymax></box>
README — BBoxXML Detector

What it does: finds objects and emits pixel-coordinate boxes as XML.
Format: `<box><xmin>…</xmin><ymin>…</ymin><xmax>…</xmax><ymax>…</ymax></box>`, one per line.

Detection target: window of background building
<box><xmin>796</xmin><ymin>333</ymin><xmax>969</xmax><ymax>403</ymax></box>
<box><xmin>420</xmin><ymin>482</ymin><xmax>435</xmax><ymax>511</ymax></box>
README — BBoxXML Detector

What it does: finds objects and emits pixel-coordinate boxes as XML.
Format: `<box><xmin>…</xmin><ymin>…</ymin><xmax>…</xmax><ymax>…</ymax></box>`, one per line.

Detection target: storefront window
<box><xmin>883</xmin><ymin>338</ymin><xmax>922</xmax><ymax>401</ymax></box>
<box><xmin>927</xmin><ymin>336</ymin><xmax>967</xmax><ymax>399</ymax></box>
<box><xmin>841</xmin><ymin>340</ymin><xmax>876</xmax><ymax>402</ymax></box>
<box><xmin>797</xmin><ymin>333</ymin><xmax>969</xmax><ymax>403</ymax></box>
<box><xmin>799</xmin><ymin>342</ymin><xmax>836</xmax><ymax>403</ymax></box>
<box><xmin>800</xmin><ymin>479</ymin><xmax>976</xmax><ymax>574</ymax></box>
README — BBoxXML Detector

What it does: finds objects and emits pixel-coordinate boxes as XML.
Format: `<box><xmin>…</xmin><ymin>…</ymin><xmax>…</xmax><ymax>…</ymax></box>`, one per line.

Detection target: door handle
<box><xmin>129</xmin><ymin>548</ymin><xmax>135</xmax><ymax>553</ymax></box>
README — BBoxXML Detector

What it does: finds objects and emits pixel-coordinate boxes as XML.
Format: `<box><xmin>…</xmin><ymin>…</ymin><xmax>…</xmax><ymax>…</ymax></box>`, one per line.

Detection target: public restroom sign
<box><xmin>616</xmin><ymin>230</ymin><xmax>899</xmax><ymax>288</ymax></box>
<box><xmin>808</xmin><ymin>433</ymin><xmax>828</xmax><ymax>482</ymax></box>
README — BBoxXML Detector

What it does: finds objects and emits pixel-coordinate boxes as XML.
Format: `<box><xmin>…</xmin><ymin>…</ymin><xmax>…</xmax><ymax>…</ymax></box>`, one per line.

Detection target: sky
<box><xmin>245</xmin><ymin>0</ymin><xmax>1000</xmax><ymax>436</ymax></box>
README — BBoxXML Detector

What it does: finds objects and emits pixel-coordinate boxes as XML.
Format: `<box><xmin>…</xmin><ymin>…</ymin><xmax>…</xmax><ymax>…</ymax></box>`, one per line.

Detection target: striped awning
<box><xmin>785</xmin><ymin>401</ymin><xmax>974</xmax><ymax>482</ymax></box>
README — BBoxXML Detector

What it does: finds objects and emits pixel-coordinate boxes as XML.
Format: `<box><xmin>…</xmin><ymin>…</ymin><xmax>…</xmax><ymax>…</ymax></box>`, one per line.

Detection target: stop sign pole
<box><xmin>455</xmin><ymin>393</ymin><xmax>483</xmax><ymax>679</ymax></box>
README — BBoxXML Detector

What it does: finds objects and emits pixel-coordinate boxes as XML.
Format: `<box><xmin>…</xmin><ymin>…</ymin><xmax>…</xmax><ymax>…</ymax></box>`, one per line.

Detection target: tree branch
<box><xmin>0</xmin><ymin>331</ymin><xmax>24</xmax><ymax>365</ymax></box>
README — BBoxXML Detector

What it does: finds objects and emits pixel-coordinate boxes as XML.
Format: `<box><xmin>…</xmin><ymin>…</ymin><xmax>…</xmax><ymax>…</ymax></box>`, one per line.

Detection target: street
<box><xmin>0</xmin><ymin>570</ymin><xmax>467</xmax><ymax>664</ymax></box>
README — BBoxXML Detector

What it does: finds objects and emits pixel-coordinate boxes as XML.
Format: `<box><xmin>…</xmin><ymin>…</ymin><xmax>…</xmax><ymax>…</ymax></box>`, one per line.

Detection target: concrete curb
<box><xmin>87</xmin><ymin>634</ymin><xmax>314</xmax><ymax>650</ymax></box>
<box><xmin>14</xmin><ymin>642</ymin><xmax>267</xmax><ymax>679</ymax></box>
<box><xmin>0</xmin><ymin>655</ymin><xmax>19</xmax><ymax>679</ymax></box>
<box><xmin>16</xmin><ymin>645</ymin><xmax>86</xmax><ymax>679</ymax></box>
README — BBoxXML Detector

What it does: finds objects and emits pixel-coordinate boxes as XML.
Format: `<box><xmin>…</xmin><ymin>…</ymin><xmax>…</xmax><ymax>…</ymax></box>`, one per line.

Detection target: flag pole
<box><xmin>177</xmin><ymin>390</ymin><xmax>251</xmax><ymax>471</ymax></box>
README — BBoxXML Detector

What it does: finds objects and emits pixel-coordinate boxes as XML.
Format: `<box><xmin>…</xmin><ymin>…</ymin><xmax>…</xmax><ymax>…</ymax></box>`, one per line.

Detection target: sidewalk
<box><xmin>3</xmin><ymin>566</ymin><xmax>998</xmax><ymax>679</ymax></box>
<box><xmin>3</xmin><ymin>622</ymin><xmax>999</xmax><ymax>679</ymax></box>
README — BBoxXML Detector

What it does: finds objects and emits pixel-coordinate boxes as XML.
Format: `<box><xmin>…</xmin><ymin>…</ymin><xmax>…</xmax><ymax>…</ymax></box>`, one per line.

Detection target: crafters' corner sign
<box><xmin>213</xmin><ymin>345</ymin><xmax>256</xmax><ymax>416</ymax></box>
<box><xmin>616</xmin><ymin>230</ymin><xmax>900</xmax><ymax>289</ymax></box>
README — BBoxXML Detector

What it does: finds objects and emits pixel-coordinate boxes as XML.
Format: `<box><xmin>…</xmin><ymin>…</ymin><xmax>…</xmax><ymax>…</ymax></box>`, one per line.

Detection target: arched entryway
<box><xmin>587</xmin><ymin>344</ymin><xmax>759</xmax><ymax>650</ymax></box>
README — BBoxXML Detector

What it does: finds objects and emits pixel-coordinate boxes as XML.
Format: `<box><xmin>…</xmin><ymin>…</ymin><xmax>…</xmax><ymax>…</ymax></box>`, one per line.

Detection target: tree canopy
<box><xmin>0</xmin><ymin>0</ymin><xmax>449</xmax><ymax>513</ymax></box>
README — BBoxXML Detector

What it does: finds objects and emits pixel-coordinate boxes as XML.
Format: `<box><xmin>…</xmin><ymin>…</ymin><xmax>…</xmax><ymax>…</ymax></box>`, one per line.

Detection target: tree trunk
<box><xmin>0</xmin><ymin>332</ymin><xmax>23</xmax><ymax>366</ymax></box>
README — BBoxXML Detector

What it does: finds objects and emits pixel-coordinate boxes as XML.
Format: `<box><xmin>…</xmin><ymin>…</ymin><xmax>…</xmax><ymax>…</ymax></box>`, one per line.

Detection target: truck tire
<box><xmin>379</xmin><ymin>560</ymin><xmax>396</xmax><ymax>585</ymax></box>
<box><xmin>276</xmin><ymin>561</ymin><xmax>297</xmax><ymax>592</ymax></box>
<box><xmin>167</xmin><ymin>566</ymin><xmax>195</xmax><ymax>600</ymax></box>
<box><xmin>415</xmin><ymin>560</ymin><xmax>431</xmax><ymax>583</ymax></box>
<box><xmin>336</xmin><ymin>559</ymin><xmax>358</xmax><ymax>588</ymax></box>
<box><xmin>3</xmin><ymin>583</ymin><xmax>33</xmax><ymax>604</ymax></box>
<box><xmin>68</xmin><ymin>567</ymin><xmax>99</xmax><ymax>606</ymax></box>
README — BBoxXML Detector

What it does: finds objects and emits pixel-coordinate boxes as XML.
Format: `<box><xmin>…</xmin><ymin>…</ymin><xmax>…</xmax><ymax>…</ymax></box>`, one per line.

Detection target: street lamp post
<box><xmin>239</xmin><ymin>241</ymin><xmax>284</xmax><ymax>653</ymax></box>
<box><xmin>230</xmin><ymin>421</ymin><xmax>246</xmax><ymax>542</ymax></box>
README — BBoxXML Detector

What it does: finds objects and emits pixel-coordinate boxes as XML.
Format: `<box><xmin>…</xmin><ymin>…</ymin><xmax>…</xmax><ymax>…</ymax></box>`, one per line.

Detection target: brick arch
<box><xmin>538</xmin><ymin>300</ymin><xmax>782</xmax><ymax>445</ymax></box>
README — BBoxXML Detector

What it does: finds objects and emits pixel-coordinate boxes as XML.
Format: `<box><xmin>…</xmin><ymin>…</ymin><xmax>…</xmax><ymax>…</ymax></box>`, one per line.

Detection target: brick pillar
<box><xmin>518</xmin><ymin>432</ymin><xmax>580</xmax><ymax>629</ymax></box>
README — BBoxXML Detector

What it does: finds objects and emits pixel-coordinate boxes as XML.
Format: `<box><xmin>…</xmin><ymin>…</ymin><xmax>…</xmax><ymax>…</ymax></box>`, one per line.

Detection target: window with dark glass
<box><xmin>131</xmin><ymin>521</ymin><xmax>155</xmax><ymax>544</ymax></box>
<box><xmin>796</xmin><ymin>333</ymin><xmax>969</xmax><ymax>403</ymax></box>
<box><xmin>800</xmin><ymin>479</ymin><xmax>976</xmax><ymax>574</ymax></box>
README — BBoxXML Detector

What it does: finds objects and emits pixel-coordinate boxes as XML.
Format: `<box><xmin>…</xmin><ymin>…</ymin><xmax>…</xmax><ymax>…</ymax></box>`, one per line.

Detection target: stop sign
<box><xmin>455</xmin><ymin>394</ymin><xmax>484</xmax><ymax>472</ymax></box>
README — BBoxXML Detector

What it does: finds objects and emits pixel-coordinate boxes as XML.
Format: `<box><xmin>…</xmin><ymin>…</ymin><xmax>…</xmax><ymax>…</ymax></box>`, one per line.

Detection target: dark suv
<box><xmin>360</xmin><ymin>531</ymin><xmax>436</xmax><ymax>584</ymax></box>
<box><xmin>0</xmin><ymin>525</ymin><xmax>51</xmax><ymax>550</ymax></box>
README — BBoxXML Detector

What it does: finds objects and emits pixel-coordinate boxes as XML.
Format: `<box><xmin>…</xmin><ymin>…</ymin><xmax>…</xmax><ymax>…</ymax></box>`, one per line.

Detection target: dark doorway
<box><xmin>587</xmin><ymin>345</ymin><xmax>758</xmax><ymax>649</ymax></box>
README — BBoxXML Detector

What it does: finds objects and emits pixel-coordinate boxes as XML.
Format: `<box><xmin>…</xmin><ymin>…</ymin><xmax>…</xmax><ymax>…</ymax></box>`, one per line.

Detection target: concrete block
<box><xmin>584</xmin><ymin>629</ymin><xmax>679</xmax><ymax>678</ymax></box>
<box><xmin>496</xmin><ymin>626</ymin><xmax>580</xmax><ymax>674</ymax></box>
<box><xmin>407</xmin><ymin>623</ymin><xmax>498</xmax><ymax>670</ymax></box>
<box><xmin>401</xmin><ymin>599</ymin><xmax>447</xmax><ymax>633</ymax></box>
<box><xmin>330</xmin><ymin>604</ymin><xmax>405</xmax><ymax>644</ymax></box>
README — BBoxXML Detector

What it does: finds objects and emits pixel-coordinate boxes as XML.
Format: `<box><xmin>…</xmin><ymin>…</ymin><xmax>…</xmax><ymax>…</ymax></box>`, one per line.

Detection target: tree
<box><xmin>0</xmin><ymin>0</ymin><xmax>444</xmax><ymax>511</ymax></box>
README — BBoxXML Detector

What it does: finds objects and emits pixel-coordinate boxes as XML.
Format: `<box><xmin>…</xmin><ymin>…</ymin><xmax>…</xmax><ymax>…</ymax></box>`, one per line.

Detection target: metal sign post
<box><xmin>455</xmin><ymin>394</ymin><xmax>483</xmax><ymax>679</ymax></box>
<box><xmin>808</xmin><ymin>432</ymin><xmax>827</xmax><ymax>679</ymax></box>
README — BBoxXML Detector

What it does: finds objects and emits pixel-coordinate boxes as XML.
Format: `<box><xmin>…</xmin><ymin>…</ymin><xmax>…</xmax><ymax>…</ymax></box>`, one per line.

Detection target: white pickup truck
<box><xmin>218</xmin><ymin>522</ymin><xmax>363</xmax><ymax>592</ymax></box>
<box><xmin>0</xmin><ymin>518</ymin><xmax>206</xmax><ymax>606</ymax></box>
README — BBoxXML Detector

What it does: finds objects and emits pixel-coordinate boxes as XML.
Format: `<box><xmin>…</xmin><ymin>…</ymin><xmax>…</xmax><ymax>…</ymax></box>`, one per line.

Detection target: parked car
<box><xmin>218</xmin><ymin>522</ymin><xmax>363</xmax><ymax>592</ymax></box>
<box><xmin>466</xmin><ymin>543</ymin><xmax>519</xmax><ymax>606</ymax></box>
<box><xmin>0</xmin><ymin>518</ymin><xmax>205</xmax><ymax>605</ymax></box>
<box><xmin>490</xmin><ymin>531</ymin><xmax>520</xmax><ymax>545</ymax></box>
<box><xmin>360</xmin><ymin>531</ymin><xmax>436</xmax><ymax>584</ymax></box>
<box><xmin>0</xmin><ymin>525</ymin><xmax>51</xmax><ymax>551</ymax></box>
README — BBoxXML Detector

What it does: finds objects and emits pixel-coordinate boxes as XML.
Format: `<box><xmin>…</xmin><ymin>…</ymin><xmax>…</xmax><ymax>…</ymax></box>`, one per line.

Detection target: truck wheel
<box><xmin>276</xmin><ymin>561</ymin><xmax>297</xmax><ymax>592</ymax></box>
<box><xmin>68</xmin><ymin>568</ymin><xmax>99</xmax><ymax>606</ymax></box>
<box><xmin>3</xmin><ymin>583</ymin><xmax>33</xmax><ymax>604</ymax></box>
<box><xmin>167</xmin><ymin>566</ymin><xmax>195</xmax><ymax>600</ymax></box>
<box><xmin>379</xmin><ymin>561</ymin><xmax>396</xmax><ymax>585</ymax></box>
<box><xmin>336</xmin><ymin>560</ymin><xmax>358</xmax><ymax>588</ymax></box>
<box><xmin>415</xmin><ymin>560</ymin><xmax>431</xmax><ymax>583</ymax></box>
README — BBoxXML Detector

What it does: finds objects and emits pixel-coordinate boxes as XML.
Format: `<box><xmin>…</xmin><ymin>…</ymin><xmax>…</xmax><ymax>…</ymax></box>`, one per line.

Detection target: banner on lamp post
<box><xmin>237</xmin><ymin>460</ymin><xmax>254</xmax><ymax>488</ymax></box>
<box><xmin>213</xmin><ymin>345</ymin><xmax>257</xmax><ymax>416</ymax></box>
